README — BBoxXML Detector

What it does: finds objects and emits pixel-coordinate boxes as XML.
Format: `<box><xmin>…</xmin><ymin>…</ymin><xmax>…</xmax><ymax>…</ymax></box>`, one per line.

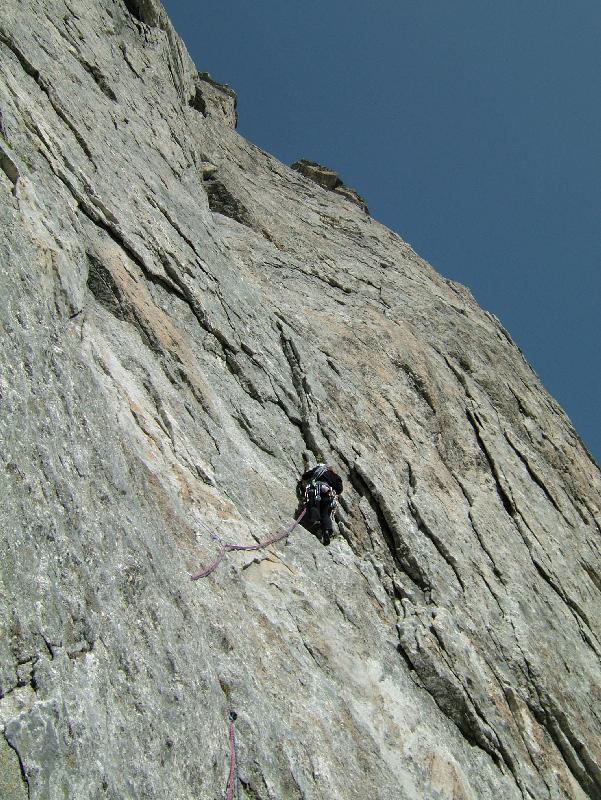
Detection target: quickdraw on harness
<box><xmin>190</xmin><ymin>506</ymin><xmax>307</xmax><ymax>580</ymax></box>
<box><xmin>303</xmin><ymin>464</ymin><xmax>336</xmax><ymax>506</ymax></box>
<box><xmin>304</xmin><ymin>479</ymin><xmax>337</xmax><ymax>510</ymax></box>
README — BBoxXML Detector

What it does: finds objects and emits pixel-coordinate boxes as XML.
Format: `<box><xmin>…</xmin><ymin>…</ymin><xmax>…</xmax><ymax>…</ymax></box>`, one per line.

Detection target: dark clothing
<box><xmin>307</xmin><ymin>495</ymin><xmax>336</xmax><ymax>544</ymax></box>
<box><xmin>298</xmin><ymin>465</ymin><xmax>343</xmax><ymax>545</ymax></box>
<box><xmin>301</xmin><ymin>466</ymin><xmax>343</xmax><ymax>495</ymax></box>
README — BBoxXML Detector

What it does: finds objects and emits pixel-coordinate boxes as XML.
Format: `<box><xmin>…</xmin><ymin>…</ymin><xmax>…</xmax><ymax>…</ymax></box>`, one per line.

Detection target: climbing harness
<box><xmin>309</xmin><ymin>480</ymin><xmax>336</xmax><ymax>504</ymax></box>
<box><xmin>226</xmin><ymin>710</ymin><xmax>240</xmax><ymax>800</ymax></box>
<box><xmin>190</xmin><ymin>506</ymin><xmax>307</xmax><ymax>580</ymax></box>
<box><xmin>305</xmin><ymin>481</ymin><xmax>337</xmax><ymax>518</ymax></box>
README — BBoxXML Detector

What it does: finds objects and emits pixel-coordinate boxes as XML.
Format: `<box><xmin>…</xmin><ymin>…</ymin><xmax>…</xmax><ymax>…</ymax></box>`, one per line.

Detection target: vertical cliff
<box><xmin>1</xmin><ymin>2</ymin><xmax>600</xmax><ymax>798</ymax></box>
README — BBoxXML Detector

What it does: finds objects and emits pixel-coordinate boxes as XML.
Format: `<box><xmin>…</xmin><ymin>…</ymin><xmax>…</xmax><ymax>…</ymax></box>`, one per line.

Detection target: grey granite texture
<box><xmin>290</xmin><ymin>159</ymin><xmax>370</xmax><ymax>213</ymax></box>
<box><xmin>1</xmin><ymin>1</ymin><xmax>600</xmax><ymax>798</ymax></box>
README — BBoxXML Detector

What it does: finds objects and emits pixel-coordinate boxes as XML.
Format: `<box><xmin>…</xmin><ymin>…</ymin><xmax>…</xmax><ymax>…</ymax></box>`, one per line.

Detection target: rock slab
<box><xmin>1</xmin><ymin>1</ymin><xmax>600</xmax><ymax>798</ymax></box>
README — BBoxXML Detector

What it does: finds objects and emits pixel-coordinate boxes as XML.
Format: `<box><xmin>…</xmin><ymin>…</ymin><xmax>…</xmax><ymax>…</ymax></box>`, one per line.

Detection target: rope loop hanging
<box><xmin>226</xmin><ymin>710</ymin><xmax>239</xmax><ymax>800</ymax></box>
<box><xmin>191</xmin><ymin>506</ymin><xmax>307</xmax><ymax>580</ymax></box>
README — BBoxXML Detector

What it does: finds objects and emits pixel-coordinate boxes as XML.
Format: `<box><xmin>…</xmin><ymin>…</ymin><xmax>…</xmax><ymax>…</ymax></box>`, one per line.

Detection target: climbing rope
<box><xmin>190</xmin><ymin>506</ymin><xmax>307</xmax><ymax>580</ymax></box>
<box><xmin>226</xmin><ymin>711</ymin><xmax>239</xmax><ymax>800</ymax></box>
<box><xmin>233</xmin><ymin>713</ymin><xmax>241</xmax><ymax>800</ymax></box>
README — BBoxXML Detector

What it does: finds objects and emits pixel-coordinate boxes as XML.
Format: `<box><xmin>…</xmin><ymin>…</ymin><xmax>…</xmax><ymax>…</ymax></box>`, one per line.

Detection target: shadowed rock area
<box><xmin>1</xmin><ymin>1</ymin><xmax>600</xmax><ymax>798</ymax></box>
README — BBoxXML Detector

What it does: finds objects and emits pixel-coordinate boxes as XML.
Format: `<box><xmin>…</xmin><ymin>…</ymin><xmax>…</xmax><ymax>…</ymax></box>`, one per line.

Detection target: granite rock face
<box><xmin>1</xmin><ymin>2</ymin><xmax>600</xmax><ymax>799</ymax></box>
<box><xmin>191</xmin><ymin>72</ymin><xmax>238</xmax><ymax>129</ymax></box>
<box><xmin>291</xmin><ymin>158</ymin><xmax>370</xmax><ymax>213</ymax></box>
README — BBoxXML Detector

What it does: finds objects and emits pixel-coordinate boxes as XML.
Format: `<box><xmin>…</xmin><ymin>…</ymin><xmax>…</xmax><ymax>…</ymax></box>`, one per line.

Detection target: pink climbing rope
<box><xmin>226</xmin><ymin>712</ymin><xmax>237</xmax><ymax>800</ymax></box>
<box><xmin>190</xmin><ymin>506</ymin><xmax>307</xmax><ymax>580</ymax></box>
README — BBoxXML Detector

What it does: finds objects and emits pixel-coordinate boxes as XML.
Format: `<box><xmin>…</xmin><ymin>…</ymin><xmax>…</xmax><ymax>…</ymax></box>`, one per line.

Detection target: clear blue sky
<box><xmin>162</xmin><ymin>1</ymin><xmax>600</xmax><ymax>464</ymax></box>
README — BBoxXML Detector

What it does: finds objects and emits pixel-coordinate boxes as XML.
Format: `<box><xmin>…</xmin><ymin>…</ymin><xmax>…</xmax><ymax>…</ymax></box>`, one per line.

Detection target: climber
<box><xmin>297</xmin><ymin>463</ymin><xmax>343</xmax><ymax>546</ymax></box>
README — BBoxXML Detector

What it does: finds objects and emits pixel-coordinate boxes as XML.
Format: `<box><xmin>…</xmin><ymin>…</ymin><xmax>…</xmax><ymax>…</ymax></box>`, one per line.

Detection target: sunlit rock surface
<box><xmin>291</xmin><ymin>159</ymin><xmax>370</xmax><ymax>213</ymax></box>
<box><xmin>1</xmin><ymin>2</ymin><xmax>600</xmax><ymax>798</ymax></box>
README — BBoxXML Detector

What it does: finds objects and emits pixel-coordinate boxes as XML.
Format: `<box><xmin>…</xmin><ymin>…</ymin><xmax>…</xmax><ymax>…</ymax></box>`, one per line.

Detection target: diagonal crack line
<box><xmin>580</xmin><ymin>496</ymin><xmax>601</xmax><ymax>536</ymax></box>
<box><xmin>286</xmin><ymin>610</ymin><xmax>326</xmax><ymax>673</ymax></box>
<box><xmin>79</xmin><ymin>205</ymin><xmax>187</xmax><ymax>303</ymax></box>
<box><xmin>77</xmin><ymin>57</ymin><xmax>117</xmax><ymax>102</ymax></box>
<box><xmin>468</xmin><ymin>509</ymin><xmax>506</xmax><ymax>584</ymax></box>
<box><xmin>277</xmin><ymin>324</ymin><xmax>322</xmax><ymax>460</ymax></box>
<box><xmin>444</xmin><ymin>466</ymin><xmax>507</xmax><ymax>586</ymax></box>
<box><xmin>156</xmin><ymin>265</ymin><xmax>240</xmax><ymax>356</ymax></box>
<box><xmin>503</xmin><ymin>431</ymin><xmax>570</xmax><ymax>523</ymax></box>
<box><xmin>530</xmin><ymin>556</ymin><xmax>601</xmax><ymax>658</ymax></box>
<box><xmin>407</xmin><ymin>498</ymin><xmax>465</xmax><ymax>592</ymax></box>
<box><xmin>34</xmin><ymin>139</ymin><xmax>247</xmax><ymax>378</ymax></box>
<box><xmin>146</xmin><ymin>194</ymin><xmax>203</xmax><ymax>261</ymax></box>
<box><xmin>352</xmin><ymin>463</ymin><xmax>429</xmax><ymax>594</ymax></box>
<box><xmin>3</xmin><ymin>733</ymin><xmax>30</xmax><ymax>799</ymax></box>
<box><xmin>540</xmin><ymin>700</ymin><xmax>601</xmax><ymax>800</ymax></box>
<box><xmin>496</xmin><ymin>473</ymin><xmax>601</xmax><ymax>659</ymax></box>
<box><xmin>508</xmin><ymin>498</ymin><xmax>601</xmax><ymax>659</ymax></box>
<box><xmin>466</xmin><ymin>408</ymin><xmax>516</xmax><ymax>518</ymax></box>
<box><xmin>428</xmin><ymin>627</ymin><xmax>529</xmax><ymax>798</ymax></box>
<box><xmin>0</xmin><ymin>140</ymin><xmax>19</xmax><ymax>188</ymax></box>
<box><xmin>403</xmin><ymin>621</ymin><xmax>510</xmax><ymax>776</ymax></box>
<box><xmin>483</xmin><ymin>659</ymin><xmax>548</xmax><ymax>792</ymax></box>
<box><xmin>479</xmin><ymin>570</ymin><xmax>505</xmax><ymax>616</ymax></box>
<box><xmin>0</xmin><ymin>29</ymin><xmax>95</xmax><ymax>163</ymax></box>
<box><xmin>29</xmin><ymin>130</ymin><xmax>187</xmax><ymax>307</ymax></box>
